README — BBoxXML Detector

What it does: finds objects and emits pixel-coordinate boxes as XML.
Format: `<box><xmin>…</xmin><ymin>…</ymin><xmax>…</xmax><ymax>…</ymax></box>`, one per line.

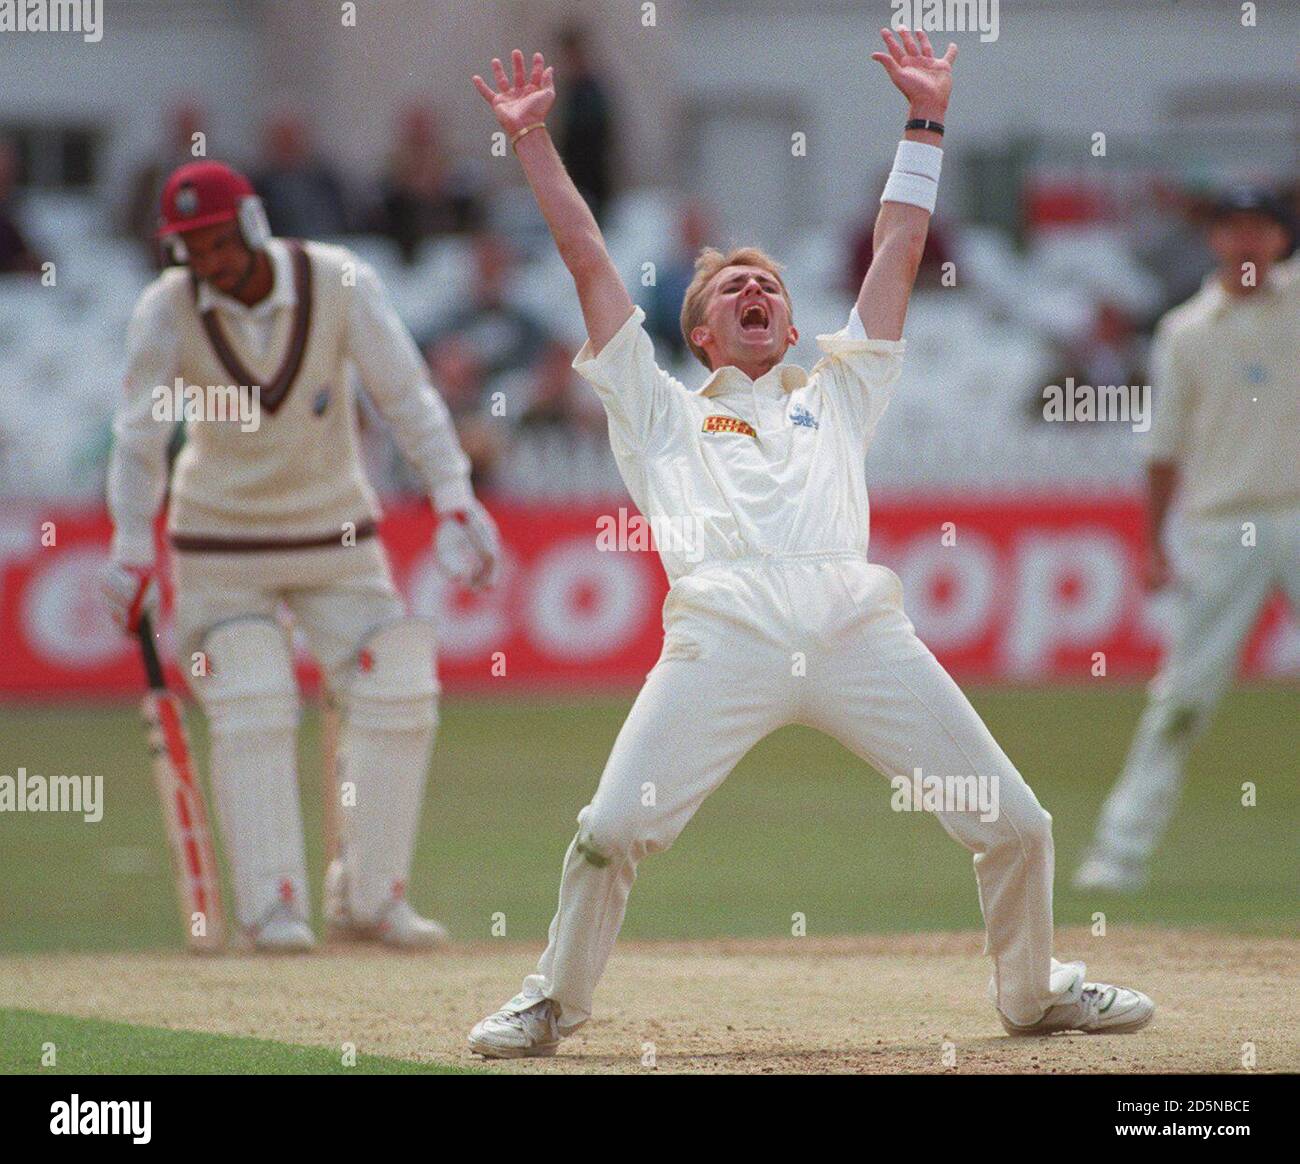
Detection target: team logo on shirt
<box><xmin>175</xmin><ymin>184</ymin><xmax>200</xmax><ymax>217</ymax></box>
<box><xmin>790</xmin><ymin>403</ymin><xmax>819</xmax><ymax>429</ymax></box>
<box><xmin>702</xmin><ymin>415</ymin><xmax>757</xmax><ymax>438</ymax></box>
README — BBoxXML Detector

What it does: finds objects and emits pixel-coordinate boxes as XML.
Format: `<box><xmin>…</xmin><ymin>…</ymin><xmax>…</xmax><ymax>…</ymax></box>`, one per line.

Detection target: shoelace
<box><xmin>507</xmin><ymin>1000</ymin><xmax>552</xmax><ymax>1032</ymax></box>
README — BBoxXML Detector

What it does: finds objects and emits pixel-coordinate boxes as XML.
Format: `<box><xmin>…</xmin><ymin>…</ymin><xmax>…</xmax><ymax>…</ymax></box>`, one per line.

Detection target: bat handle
<box><xmin>136</xmin><ymin>612</ymin><xmax>167</xmax><ymax>692</ymax></box>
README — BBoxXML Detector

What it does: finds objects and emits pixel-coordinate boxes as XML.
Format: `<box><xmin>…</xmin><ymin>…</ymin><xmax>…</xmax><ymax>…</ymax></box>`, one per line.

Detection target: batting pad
<box><xmin>336</xmin><ymin>618</ymin><xmax>439</xmax><ymax>923</ymax></box>
<box><xmin>197</xmin><ymin>617</ymin><xmax>307</xmax><ymax>930</ymax></box>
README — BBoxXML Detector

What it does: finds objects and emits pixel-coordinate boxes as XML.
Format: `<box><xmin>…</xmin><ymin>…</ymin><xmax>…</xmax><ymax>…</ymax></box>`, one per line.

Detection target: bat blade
<box><xmin>142</xmin><ymin>688</ymin><xmax>226</xmax><ymax>953</ymax></box>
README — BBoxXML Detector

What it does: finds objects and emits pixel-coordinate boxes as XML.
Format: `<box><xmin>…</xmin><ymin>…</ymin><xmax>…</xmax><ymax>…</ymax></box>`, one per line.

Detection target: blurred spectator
<box><xmin>420</xmin><ymin>231</ymin><xmax>550</xmax><ymax>383</ymax></box>
<box><xmin>555</xmin><ymin>26</ymin><xmax>614</xmax><ymax>223</ymax></box>
<box><xmin>1133</xmin><ymin>181</ymin><xmax>1215</xmax><ymax>319</ymax></box>
<box><xmin>426</xmin><ymin>333</ymin><xmax>502</xmax><ymax>492</ymax></box>
<box><xmin>118</xmin><ymin>101</ymin><xmax>206</xmax><ymax>262</ymax></box>
<box><xmin>847</xmin><ymin>177</ymin><xmax>952</xmax><ymax>291</ymax></box>
<box><xmin>373</xmin><ymin>105</ymin><xmax>484</xmax><ymax>264</ymax></box>
<box><xmin>1075</xmin><ymin>300</ymin><xmax>1147</xmax><ymax>389</ymax></box>
<box><xmin>643</xmin><ymin>200</ymin><xmax>713</xmax><ymax>361</ymax></box>
<box><xmin>0</xmin><ymin>140</ymin><xmax>42</xmax><ymax>275</ymax></box>
<box><xmin>515</xmin><ymin>341</ymin><xmax>604</xmax><ymax>433</ymax></box>
<box><xmin>1031</xmin><ymin>300</ymin><xmax>1148</xmax><ymax>424</ymax></box>
<box><xmin>253</xmin><ymin>113</ymin><xmax>349</xmax><ymax>238</ymax></box>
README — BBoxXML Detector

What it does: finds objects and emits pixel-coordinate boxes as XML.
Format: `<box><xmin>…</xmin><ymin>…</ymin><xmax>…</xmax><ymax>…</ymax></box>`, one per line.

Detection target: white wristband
<box><xmin>894</xmin><ymin>140</ymin><xmax>943</xmax><ymax>181</ymax></box>
<box><xmin>880</xmin><ymin>140</ymin><xmax>943</xmax><ymax>212</ymax></box>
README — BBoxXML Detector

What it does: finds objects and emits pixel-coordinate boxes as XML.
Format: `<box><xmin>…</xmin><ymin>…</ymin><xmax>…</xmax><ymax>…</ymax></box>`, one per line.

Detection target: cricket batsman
<box><xmin>103</xmin><ymin>160</ymin><xmax>500</xmax><ymax>951</ymax></box>
<box><xmin>466</xmin><ymin>34</ymin><xmax>1154</xmax><ymax>1058</ymax></box>
<box><xmin>1074</xmin><ymin>189</ymin><xmax>1298</xmax><ymax>892</ymax></box>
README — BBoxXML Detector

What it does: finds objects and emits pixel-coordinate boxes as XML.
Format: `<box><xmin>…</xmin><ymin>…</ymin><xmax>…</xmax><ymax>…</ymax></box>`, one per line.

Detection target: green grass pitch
<box><xmin>0</xmin><ymin>1009</ymin><xmax>484</xmax><ymax>1074</ymax></box>
<box><xmin>1</xmin><ymin>685</ymin><xmax>1295</xmax><ymax>955</ymax></box>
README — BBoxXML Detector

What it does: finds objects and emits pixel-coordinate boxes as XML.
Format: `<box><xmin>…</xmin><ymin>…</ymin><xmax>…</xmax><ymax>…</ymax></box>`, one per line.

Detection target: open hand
<box><xmin>871</xmin><ymin>27</ymin><xmax>956</xmax><ymax>120</ymax></box>
<box><xmin>472</xmin><ymin>49</ymin><xmax>556</xmax><ymax>137</ymax></box>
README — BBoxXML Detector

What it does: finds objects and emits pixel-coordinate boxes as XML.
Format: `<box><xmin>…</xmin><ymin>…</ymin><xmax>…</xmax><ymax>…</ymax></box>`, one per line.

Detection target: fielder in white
<box><xmin>104</xmin><ymin>160</ymin><xmax>500</xmax><ymax>951</ymax></box>
<box><xmin>466</xmin><ymin>35</ymin><xmax>1154</xmax><ymax>1059</ymax></box>
<box><xmin>1075</xmin><ymin>190</ymin><xmax>1299</xmax><ymax>892</ymax></box>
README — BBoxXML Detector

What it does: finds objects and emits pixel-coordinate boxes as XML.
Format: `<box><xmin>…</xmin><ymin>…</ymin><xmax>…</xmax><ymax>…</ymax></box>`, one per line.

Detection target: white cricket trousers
<box><xmin>523</xmin><ymin>553</ymin><xmax>1083</xmax><ymax>1030</ymax></box>
<box><xmin>1089</xmin><ymin>505</ymin><xmax>1300</xmax><ymax>865</ymax></box>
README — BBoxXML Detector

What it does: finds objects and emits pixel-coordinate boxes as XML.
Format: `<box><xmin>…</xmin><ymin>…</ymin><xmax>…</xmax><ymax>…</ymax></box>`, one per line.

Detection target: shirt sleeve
<box><xmin>1145</xmin><ymin>316</ymin><xmax>1194</xmax><ymax>465</ymax></box>
<box><xmin>106</xmin><ymin>280</ymin><xmax>181</xmax><ymax>564</ymax></box>
<box><xmin>811</xmin><ymin>306</ymin><xmax>907</xmax><ymax>445</ymax></box>
<box><xmin>344</xmin><ymin>256</ymin><xmax>473</xmax><ymax>511</ymax></box>
<box><xmin>571</xmin><ymin>305</ymin><xmax>681</xmax><ymax>455</ymax></box>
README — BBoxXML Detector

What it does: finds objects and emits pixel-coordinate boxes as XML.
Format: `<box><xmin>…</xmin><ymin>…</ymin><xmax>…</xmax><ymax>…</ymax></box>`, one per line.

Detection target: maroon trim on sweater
<box><xmin>192</xmin><ymin>239</ymin><xmax>314</xmax><ymax>415</ymax></box>
<box><xmin>170</xmin><ymin>520</ymin><xmax>375</xmax><ymax>554</ymax></box>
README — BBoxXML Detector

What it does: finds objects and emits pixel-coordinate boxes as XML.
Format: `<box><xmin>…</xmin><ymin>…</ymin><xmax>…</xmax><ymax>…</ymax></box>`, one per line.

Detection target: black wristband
<box><xmin>905</xmin><ymin>118</ymin><xmax>944</xmax><ymax>136</ymax></box>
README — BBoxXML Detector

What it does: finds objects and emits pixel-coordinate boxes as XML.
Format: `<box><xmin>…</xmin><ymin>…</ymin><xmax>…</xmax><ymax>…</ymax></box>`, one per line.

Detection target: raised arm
<box><xmin>473</xmin><ymin>50</ymin><xmax>634</xmax><ymax>354</ymax></box>
<box><xmin>856</xmin><ymin>27</ymin><xmax>956</xmax><ymax>341</ymax></box>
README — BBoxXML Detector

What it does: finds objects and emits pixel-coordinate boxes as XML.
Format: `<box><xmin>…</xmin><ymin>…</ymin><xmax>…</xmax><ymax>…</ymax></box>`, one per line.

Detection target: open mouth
<box><xmin>740</xmin><ymin>303</ymin><xmax>769</xmax><ymax>332</ymax></box>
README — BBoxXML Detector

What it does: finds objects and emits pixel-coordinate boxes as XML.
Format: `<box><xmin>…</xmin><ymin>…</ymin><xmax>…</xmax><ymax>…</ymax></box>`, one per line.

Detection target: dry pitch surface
<box><xmin>1</xmin><ymin>927</ymin><xmax>1293</xmax><ymax>1074</ymax></box>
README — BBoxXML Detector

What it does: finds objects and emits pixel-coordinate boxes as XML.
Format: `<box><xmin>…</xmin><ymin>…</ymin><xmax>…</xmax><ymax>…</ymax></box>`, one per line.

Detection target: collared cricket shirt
<box><xmin>573</xmin><ymin>304</ymin><xmax>905</xmax><ymax>582</ymax></box>
<box><xmin>573</xmin><ymin>305</ymin><xmax>917</xmax><ymax>649</ymax></box>
<box><xmin>1147</xmin><ymin>256</ymin><xmax>1300</xmax><ymax>520</ymax></box>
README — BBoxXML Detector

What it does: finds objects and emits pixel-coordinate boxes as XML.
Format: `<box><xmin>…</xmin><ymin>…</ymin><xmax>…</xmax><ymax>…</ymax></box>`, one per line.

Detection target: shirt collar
<box><xmin>1201</xmin><ymin>262</ymin><xmax>1288</xmax><ymax>318</ymax></box>
<box><xmin>695</xmin><ymin>361</ymin><xmax>809</xmax><ymax>398</ymax></box>
<box><xmin>194</xmin><ymin>237</ymin><xmax>294</xmax><ymax>317</ymax></box>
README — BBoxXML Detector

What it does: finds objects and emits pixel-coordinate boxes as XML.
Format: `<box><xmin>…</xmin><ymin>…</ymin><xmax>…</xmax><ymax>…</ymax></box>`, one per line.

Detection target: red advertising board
<box><xmin>0</xmin><ymin>497</ymin><xmax>1294</xmax><ymax>698</ymax></box>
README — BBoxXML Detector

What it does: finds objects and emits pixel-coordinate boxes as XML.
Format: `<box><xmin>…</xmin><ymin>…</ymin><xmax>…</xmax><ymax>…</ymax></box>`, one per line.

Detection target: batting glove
<box><xmin>102</xmin><ymin>560</ymin><xmax>158</xmax><ymax>633</ymax></box>
<box><xmin>435</xmin><ymin>499</ymin><xmax>501</xmax><ymax>591</ymax></box>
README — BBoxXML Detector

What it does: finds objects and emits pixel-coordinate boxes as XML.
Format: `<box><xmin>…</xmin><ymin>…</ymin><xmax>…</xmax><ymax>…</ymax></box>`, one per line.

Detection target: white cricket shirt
<box><xmin>572</xmin><ymin>305</ymin><xmax>905</xmax><ymax>583</ymax></box>
<box><xmin>1147</xmin><ymin>256</ymin><xmax>1300</xmax><ymax>519</ymax></box>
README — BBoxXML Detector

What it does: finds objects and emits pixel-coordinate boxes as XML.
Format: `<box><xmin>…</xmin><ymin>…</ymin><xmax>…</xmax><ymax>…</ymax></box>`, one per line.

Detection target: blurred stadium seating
<box><xmin>0</xmin><ymin>0</ymin><xmax>1294</xmax><ymax>507</ymax></box>
<box><xmin>0</xmin><ymin>185</ymin><xmax>1225</xmax><ymax>503</ymax></box>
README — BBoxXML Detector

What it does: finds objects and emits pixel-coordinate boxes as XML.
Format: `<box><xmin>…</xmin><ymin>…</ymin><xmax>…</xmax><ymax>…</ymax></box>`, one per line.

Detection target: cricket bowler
<box><xmin>466</xmin><ymin>34</ymin><xmax>1154</xmax><ymax>1058</ymax></box>
<box><xmin>103</xmin><ymin>160</ymin><xmax>500</xmax><ymax>951</ymax></box>
<box><xmin>1074</xmin><ymin>189</ymin><xmax>1298</xmax><ymax>892</ymax></box>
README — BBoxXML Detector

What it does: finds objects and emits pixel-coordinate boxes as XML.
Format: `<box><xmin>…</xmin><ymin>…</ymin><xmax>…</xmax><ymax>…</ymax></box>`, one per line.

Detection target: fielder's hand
<box><xmin>435</xmin><ymin>500</ymin><xmax>501</xmax><ymax>591</ymax></box>
<box><xmin>473</xmin><ymin>49</ymin><xmax>556</xmax><ymax>138</ymax></box>
<box><xmin>102</xmin><ymin>560</ymin><xmax>158</xmax><ymax>633</ymax></box>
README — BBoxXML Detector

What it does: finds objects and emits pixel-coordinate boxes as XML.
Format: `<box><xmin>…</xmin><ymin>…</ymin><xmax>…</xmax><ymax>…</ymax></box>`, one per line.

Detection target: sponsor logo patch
<box><xmin>702</xmin><ymin>415</ymin><xmax>757</xmax><ymax>438</ymax></box>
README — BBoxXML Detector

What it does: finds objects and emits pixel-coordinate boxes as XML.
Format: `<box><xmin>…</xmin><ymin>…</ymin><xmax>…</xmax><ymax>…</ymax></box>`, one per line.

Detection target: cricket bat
<box><xmin>137</xmin><ymin>613</ymin><xmax>226</xmax><ymax>953</ymax></box>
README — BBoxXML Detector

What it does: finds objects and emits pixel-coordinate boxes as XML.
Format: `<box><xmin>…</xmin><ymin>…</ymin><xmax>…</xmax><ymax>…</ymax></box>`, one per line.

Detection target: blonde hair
<box><xmin>679</xmin><ymin>246</ymin><xmax>793</xmax><ymax>369</ymax></box>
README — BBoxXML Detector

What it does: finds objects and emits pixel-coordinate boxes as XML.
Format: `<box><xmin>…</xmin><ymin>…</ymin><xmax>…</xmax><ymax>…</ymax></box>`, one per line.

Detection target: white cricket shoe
<box><xmin>1072</xmin><ymin>851</ymin><xmax>1148</xmax><ymax>893</ymax></box>
<box><xmin>468</xmin><ymin>994</ymin><xmax>562</xmax><ymax>1059</ymax></box>
<box><xmin>373</xmin><ymin>899</ymin><xmax>450</xmax><ymax>949</ymax></box>
<box><xmin>253</xmin><ymin>904</ymin><xmax>316</xmax><ymax>953</ymax></box>
<box><xmin>324</xmin><ymin>859</ymin><xmax>449</xmax><ymax>948</ymax></box>
<box><xmin>1001</xmin><ymin>982</ymin><xmax>1155</xmax><ymax>1036</ymax></box>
